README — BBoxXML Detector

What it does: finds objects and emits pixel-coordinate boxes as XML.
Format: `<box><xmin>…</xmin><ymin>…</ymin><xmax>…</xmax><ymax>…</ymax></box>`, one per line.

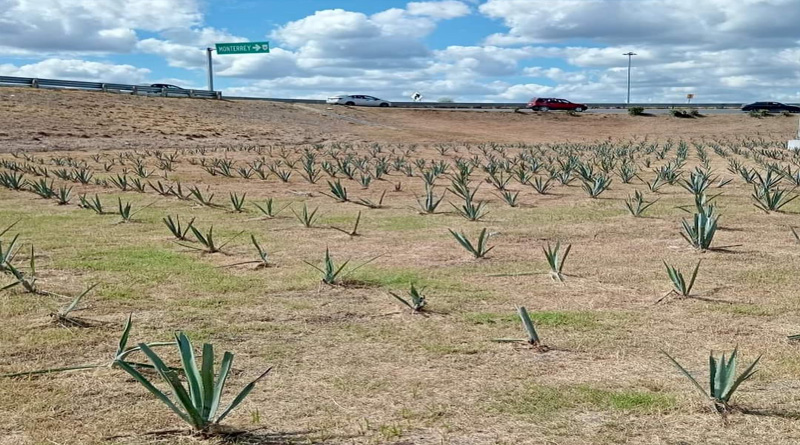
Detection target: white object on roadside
<box><xmin>789</xmin><ymin>118</ymin><xmax>800</xmax><ymax>151</ymax></box>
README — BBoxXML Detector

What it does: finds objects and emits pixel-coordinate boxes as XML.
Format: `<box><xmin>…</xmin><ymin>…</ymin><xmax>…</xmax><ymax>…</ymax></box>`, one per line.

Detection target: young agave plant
<box><xmin>229</xmin><ymin>192</ymin><xmax>246</xmax><ymax>213</ymax></box>
<box><xmin>332</xmin><ymin>211</ymin><xmax>362</xmax><ymax>237</ymax></box>
<box><xmin>189</xmin><ymin>185</ymin><xmax>216</xmax><ymax>207</ymax></box>
<box><xmin>659</xmin><ymin>260</ymin><xmax>701</xmax><ymax>301</ymax></box>
<box><xmin>117</xmin><ymin>198</ymin><xmax>155</xmax><ymax>223</ymax></box>
<box><xmin>417</xmin><ymin>186</ymin><xmax>445</xmax><ymax>214</ymax></box>
<box><xmin>254</xmin><ymin>198</ymin><xmax>290</xmax><ymax>219</ymax></box>
<box><xmin>451</xmin><ymin>196</ymin><xmax>488</xmax><ymax>221</ymax></box>
<box><xmin>224</xmin><ymin>235</ymin><xmax>272</xmax><ymax>269</ymax></box>
<box><xmin>325</xmin><ymin>179</ymin><xmax>349</xmax><ymax>202</ymax></box>
<box><xmin>163</xmin><ymin>215</ymin><xmax>195</xmax><ymax>241</ymax></box>
<box><xmin>449</xmin><ymin>228</ymin><xmax>494</xmax><ymax>259</ymax></box>
<box><xmin>117</xmin><ymin>332</ymin><xmax>272</xmax><ymax>431</ymax></box>
<box><xmin>581</xmin><ymin>176</ymin><xmax>612</xmax><ymax>198</ymax></box>
<box><xmin>529</xmin><ymin>176</ymin><xmax>553</xmax><ymax>194</ymax></box>
<box><xmin>54</xmin><ymin>185</ymin><xmax>72</xmax><ymax>205</ymax></box>
<box><xmin>1</xmin><ymin>314</ymin><xmax>175</xmax><ymax>378</ymax></box>
<box><xmin>389</xmin><ymin>284</ymin><xmax>427</xmax><ymax>313</ymax></box>
<box><xmin>663</xmin><ymin>348</ymin><xmax>761</xmax><ymax>414</ymax></box>
<box><xmin>50</xmin><ymin>284</ymin><xmax>98</xmax><ymax>328</ymax></box>
<box><xmin>303</xmin><ymin>248</ymin><xmax>376</xmax><ymax>285</ymax></box>
<box><xmin>543</xmin><ymin>241</ymin><xmax>571</xmax><ymax>282</ymax></box>
<box><xmin>2</xmin><ymin>244</ymin><xmax>38</xmax><ymax>294</ymax></box>
<box><xmin>183</xmin><ymin>225</ymin><xmax>243</xmax><ymax>254</ymax></box>
<box><xmin>751</xmin><ymin>186</ymin><xmax>797</xmax><ymax>213</ymax></box>
<box><xmin>624</xmin><ymin>190</ymin><xmax>658</xmax><ymax>217</ymax></box>
<box><xmin>291</xmin><ymin>203</ymin><xmax>320</xmax><ymax>228</ymax></box>
<box><xmin>680</xmin><ymin>213</ymin><xmax>717</xmax><ymax>251</ymax></box>
<box><xmin>492</xmin><ymin>306</ymin><xmax>548</xmax><ymax>352</ymax></box>
<box><xmin>496</xmin><ymin>190</ymin><xmax>520</xmax><ymax>207</ymax></box>
<box><xmin>354</xmin><ymin>190</ymin><xmax>387</xmax><ymax>209</ymax></box>
<box><xmin>78</xmin><ymin>193</ymin><xmax>104</xmax><ymax>214</ymax></box>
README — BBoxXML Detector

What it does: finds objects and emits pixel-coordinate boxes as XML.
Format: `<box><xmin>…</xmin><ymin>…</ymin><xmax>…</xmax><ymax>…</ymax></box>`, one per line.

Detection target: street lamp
<box><xmin>623</xmin><ymin>52</ymin><xmax>637</xmax><ymax>104</ymax></box>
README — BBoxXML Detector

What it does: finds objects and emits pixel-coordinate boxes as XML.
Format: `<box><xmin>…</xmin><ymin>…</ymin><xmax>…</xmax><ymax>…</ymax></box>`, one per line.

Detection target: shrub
<box><xmin>628</xmin><ymin>106</ymin><xmax>645</xmax><ymax>116</ymax></box>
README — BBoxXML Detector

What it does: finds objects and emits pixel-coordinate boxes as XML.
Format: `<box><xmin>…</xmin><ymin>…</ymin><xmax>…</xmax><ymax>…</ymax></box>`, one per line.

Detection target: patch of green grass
<box><xmin>710</xmin><ymin>304</ymin><xmax>776</xmax><ymax>317</ymax></box>
<box><xmin>375</xmin><ymin>215</ymin><xmax>442</xmax><ymax>231</ymax></box>
<box><xmin>463</xmin><ymin>310</ymin><xmax>601</xmax><ymax>329</ymax></box>
<box><xmin>57</xmin><ymin>245</ymin><xmax>261</xmax><ymax>294</ymax></box>
<box><xmin>494</xmin><ymin>384</ymin><xmax>675</xmax><ymax>417</ymax></box>
<box><xmin>737</xmin><ymin>267</ymin><xmax>796</xmax><ymax>286</ymax></box>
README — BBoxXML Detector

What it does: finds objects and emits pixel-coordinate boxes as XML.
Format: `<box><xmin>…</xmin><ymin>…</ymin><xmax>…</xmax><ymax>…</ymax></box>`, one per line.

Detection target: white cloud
<box><xmin>0</xmin><ymin>0</ymin><xmax>201</xmax><ymax>54</ymax></box>
<box><xmin>406</xmin><ymin>1</ymin><xmax>471</xmax><ymax>19</ymax></box>
<box><xmin>0</xmin><ymin>58</ymin><xmax>151</xmax><ymax>83</ymax></box>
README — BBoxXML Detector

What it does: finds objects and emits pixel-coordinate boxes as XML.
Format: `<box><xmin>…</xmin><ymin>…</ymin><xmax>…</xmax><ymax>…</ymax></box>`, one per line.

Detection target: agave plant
<box><xmin>29</xmin><ymin>178</ymin><xmax>55</xmax><ymax>198</ymax></box>
<box><xmin>496</xmin><ymin>190</ymin><xmax>520</xmax><ymax>207</ymax></box>
<box><xmin>663</xmin><ymin>348</ymin><xmax>760</xmax><ymax>413</ymax></box>
<box><xmin>354</xmin><ymin>190</ymin><xmax>386</xmax><ymax>209</ymax></box>
<box><xmin>325</xmin><ymin>179</ymin><xmax>349</xmax><ymax>202</ymax></box>
<box><xmin>492</xmin><ymin>307</ymin><xmax>548</xmax><ymax>351</ymax></box>
<box><xmin>79</xmin><ymin>194</ymin><xmax>105</xmax><ymax>214</ymax></box>
<box><xmin>449</xmin><ymin>228</ymin><xmax>494</xmax><ymax>259</ymax></box>
<box><xmin>189</xmin><ymin>185</ymin><xmax>215</xmax><ymax>207</ymax></box>
<box><xmin>117</xmin><ymin>198</ymin><xmax>155</xmax><ymax>223</ymax></box>
<box><xmin>183</xmin><ymin>225</ymin><xmax>243</xmax><ymax>253</ymax></box>
<box><xmin>751</xmin><ymin>186</ymin><xmax>797</xmax><ymax>213</ymax></box>
<box><xmin>291</xmin><ymin>203</ymin><xmax>320</xmax><ymax>228</ymax></box>
<box><xmin>117</xmin><ymin>332</ymin><xmax>272</xmax><ymax>431</ymax></box>
<box><xmin>417</xmin><ymin>186</ymin><xmax>445</xmax><ymax>214</ymax></box>
<box><xmin>543</xmin><ymin>241</ymin><xmax>571</xmax><ymax>282</ymax></box>
<box><xmin>163</xmin><ymin>215</ymin><xmax>195</xmax><ymax>241</ymax></box>
<box><xmin>254</xmin><ymin>198</ymin><xmax>290</xmax><ymax>219</ymax></box>
<box><xmin>2</xmin><ymin>244</ymin><xmax>38</xmax><ymax>294</ymax></box>
<box><xmin>1</xmin><ymin>314</ymin><xmax>175</xmax><ymax>378</ymax></box>
<box><xmin>660</xmin><ymin>260</ymin><xmax>701</xmax><ymax>301</ymax></box>
<box><xmin>451</xmin><ymin>196</ymin><xmax>488</xmax><ymax>221</ymax></box>
<box><xmin>229</xmin><ymin>192</ymin><xmax>246</xmax><ymax>213</ymax></box>
<box><xmin>50</xmin><ymin>284</ymin><xmax>98</xmax><ymax>328</ymax></box>
<box><xmin>529</xmin><ymin>176</ymin><xmax>554</xmax><ymax>195</ymax></box>
<box><xmin>624</xmin><ymin>190</ymin><xmax>657</xmax><ymax>217</ymax></box>
<box><xmin>303</xmin><ymin>248</ymin><xmax>376</xmax><ymax>285</ymax></box>
<box><xmin>54</xmin><ymin>185</ymin><xmax>72</xmax><ymax>205</ymax></box>
<box><xmin>389</xmin><ymin>284</ymin><xmax>427</xmax><ymax>313</ymax></box>
<box><xmin>680</xmin><ymin>213</ymin><xmax>717</xmax><ymax>251</ymax></box>
<box><xmin>332</xmin><ymin>211</ymin><xmax>362</xmax><ymax>237</ymax></box>
<box><xmin>581</xmin><ymin>175</ymin><xmax>612</xmax><ymax>198</ymax></box>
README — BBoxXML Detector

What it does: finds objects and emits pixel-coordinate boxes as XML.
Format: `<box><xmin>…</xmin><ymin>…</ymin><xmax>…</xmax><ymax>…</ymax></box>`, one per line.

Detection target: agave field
<box><xmin>4</xmin><ymin>133</ymin><xmax>800</xmax><ymax>444</ymax></box>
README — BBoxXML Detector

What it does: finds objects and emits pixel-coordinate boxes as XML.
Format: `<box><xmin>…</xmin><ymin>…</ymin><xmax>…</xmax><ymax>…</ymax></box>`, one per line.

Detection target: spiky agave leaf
<box><xmin>116</xmin><ymin>332</ymin><xmax>272</xmax><ymax>430</ymax></box>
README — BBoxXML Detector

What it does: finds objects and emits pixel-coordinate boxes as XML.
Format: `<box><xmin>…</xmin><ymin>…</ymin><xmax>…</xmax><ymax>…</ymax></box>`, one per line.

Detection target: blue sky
<box><xmin>1</xmin><ymin>0</ymin><xmax>799</xmax><ymax>103</ymax></box>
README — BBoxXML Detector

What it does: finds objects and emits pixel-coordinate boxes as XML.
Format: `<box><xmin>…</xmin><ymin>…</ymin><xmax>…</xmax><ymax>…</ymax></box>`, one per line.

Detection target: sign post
<box><xmin>206</xmin><ymin>48</ymin><xmax>214</xmax><ymax>92</ymax></box>
<box><xmin>686</xmin><ymin>93</ymin><xmax>694</xmax><ymax>104</ymax></box>
<box><xmin>206</xmin><ymin>42</ymin><xmax>270</xmax><ymax>92</ymax></box>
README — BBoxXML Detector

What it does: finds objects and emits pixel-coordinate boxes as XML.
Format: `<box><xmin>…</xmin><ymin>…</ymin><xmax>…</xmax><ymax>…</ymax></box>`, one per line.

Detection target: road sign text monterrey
<box><xmin>215</xmin><ymin>42</ymin><xmax>270</xmax><ymax>55</ymax></box>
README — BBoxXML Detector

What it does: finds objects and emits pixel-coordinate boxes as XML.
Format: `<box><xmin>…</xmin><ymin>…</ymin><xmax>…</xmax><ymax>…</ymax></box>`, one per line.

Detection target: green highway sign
<box><xmin>215</xmin><ymin>42</ymin><xmax>270</xmax><ymax>55</ymax></box>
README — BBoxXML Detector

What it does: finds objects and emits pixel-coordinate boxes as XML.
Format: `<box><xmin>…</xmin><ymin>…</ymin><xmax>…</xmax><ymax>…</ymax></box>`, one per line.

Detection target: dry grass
<box><xmin>2</xmin><ymin>88</ymin><xmax>800</xmax><ymax>444</ymax></box>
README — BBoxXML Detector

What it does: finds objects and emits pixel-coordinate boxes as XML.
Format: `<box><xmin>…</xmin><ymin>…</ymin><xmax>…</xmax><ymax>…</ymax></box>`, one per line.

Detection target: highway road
<box><xmin>401</xmin><ymin>107</ymin><xmax>745</xmax><ymax>115</ymax></box>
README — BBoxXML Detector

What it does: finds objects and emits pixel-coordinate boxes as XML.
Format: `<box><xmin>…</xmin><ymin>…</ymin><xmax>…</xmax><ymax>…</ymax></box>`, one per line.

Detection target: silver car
<box><xmin>326</xmin><ymin>95</ymin><xmax>391</xmax><ymax>107</ymax></box>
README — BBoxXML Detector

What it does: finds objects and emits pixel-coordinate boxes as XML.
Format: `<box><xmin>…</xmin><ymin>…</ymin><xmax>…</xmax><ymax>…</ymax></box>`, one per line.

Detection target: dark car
<box><xmin>150</xmin><ymin>83</ymin><xmax>185</xmax><ymax>90</ymax></box>
<box><xmin>741</xmin><ymin>102</ymin><xmax>800</xmax><ymax>113</ymax></box>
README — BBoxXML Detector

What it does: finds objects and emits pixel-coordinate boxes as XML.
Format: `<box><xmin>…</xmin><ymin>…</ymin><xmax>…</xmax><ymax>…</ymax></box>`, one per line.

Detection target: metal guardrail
<box><xmin>0</xmin><ymin>75</ymin><xmax>786</xmax><ymax>109</ymax></box>
<box><xmin>225</xmin><ymin>96</ymin><xmax>748</xmax><ymax>110</ymax></box>
<box><xmin>0</xmin><ymin>75</ymin><xmax>221</xmax><ymax>99</ymax></box>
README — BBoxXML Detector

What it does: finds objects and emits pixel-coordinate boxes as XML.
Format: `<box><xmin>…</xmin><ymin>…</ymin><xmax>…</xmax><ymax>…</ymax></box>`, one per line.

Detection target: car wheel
<box><xmin>540</xmin><ymin>106</ymin><xmax>550</xmax><ymax>112</ymax></box>
<box><xmin>575</xmin><ymin>107</ymin><xmax>586</xmax><ymax>112</ymax></box>
<box><xmin>379</xmin><ymin>103</ymin><xmax>389</xmax><ymax>107</ymax></box>
<box><xmin>345</xmin><ymin>101</ymin><xmax>355</xmax><ymax>106</ymax></box>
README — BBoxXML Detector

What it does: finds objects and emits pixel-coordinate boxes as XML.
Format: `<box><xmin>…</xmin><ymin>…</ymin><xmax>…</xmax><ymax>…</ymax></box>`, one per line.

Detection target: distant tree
<box><xmin>437</xmin><ymin>97</ymin><xmax>455</xmax><ymax>103</ymax></box>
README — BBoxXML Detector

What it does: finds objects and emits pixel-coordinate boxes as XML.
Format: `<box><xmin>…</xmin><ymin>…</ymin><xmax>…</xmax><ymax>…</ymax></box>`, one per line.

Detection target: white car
<box><xmin>326</xmin><ymin>95</ymin><xmax>392</xmax><ymax>107</ymax></box>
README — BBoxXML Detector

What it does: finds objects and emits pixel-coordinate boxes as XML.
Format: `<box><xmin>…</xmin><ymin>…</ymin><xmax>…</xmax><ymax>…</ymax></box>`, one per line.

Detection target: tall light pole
<box><xmin>206</xmin><ymin>47</ymin><xmax>215</xmax><ymax>92</ymax></box>
<box><xmin>623</xmin><ymin>52</ymin><xmax>636</xmax><ymax>104</ymax></box>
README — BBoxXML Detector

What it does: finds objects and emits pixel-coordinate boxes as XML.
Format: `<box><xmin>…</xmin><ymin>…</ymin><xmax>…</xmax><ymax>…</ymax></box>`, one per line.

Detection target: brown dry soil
<box><xmin>1</xmin><ymin>87</ymin><xmax>800</xmax><ymax>445</ymax></box>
